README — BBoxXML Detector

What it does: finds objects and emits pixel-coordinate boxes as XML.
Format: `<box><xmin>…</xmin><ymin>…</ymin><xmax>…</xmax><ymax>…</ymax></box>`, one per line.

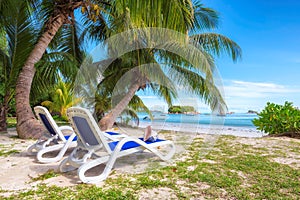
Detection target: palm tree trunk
<box><xmin>0</xmin><ymin>92</ymin><xmax>12</xmax><ymax>132</ymax></box>
<box><xmin>99</xmin><ymin>82</ymin><xmax>141</xmax><ymax>130</ymax></box>
<box><xmin>0</xmin><ymin>106</ymin><xmax>7</xmax><ymax>132</ymax></box>
<box><xmin>15</xmin><ymin>14</ymin><xmax>67</xmax><ymax>139</ymax></box>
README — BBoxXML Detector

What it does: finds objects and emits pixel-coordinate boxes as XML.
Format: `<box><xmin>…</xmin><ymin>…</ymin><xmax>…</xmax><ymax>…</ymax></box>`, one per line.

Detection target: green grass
<box><xmin>31</xmin><ymin>170</ymin><xmax>59</xmax><ymax>181</ymax></box>
<box><xmin>0</xmin><ymin>144</ymin><xmax>20</xmax><ymax>156</ymax></box>
<box><xmin>3</xmin><ymin>184</ymin><xmax>136</xmax><ymax>200</ymax></box>
<box><xmin>1</xmin><ymin>135</ymin><xmax>300</xmax><ymax>199</ymax></box>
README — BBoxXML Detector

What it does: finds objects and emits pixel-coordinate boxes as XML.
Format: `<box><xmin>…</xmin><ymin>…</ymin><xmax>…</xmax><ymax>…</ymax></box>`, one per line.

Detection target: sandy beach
<box><xmin>1</xmin><ymin>125</ymin><xmax>259</xmax><ymax>191</ymax></box>
<box><xmin>1</xmin><ymin>125</ymin><xmax>298</xmax><ymax>199</ymax></box>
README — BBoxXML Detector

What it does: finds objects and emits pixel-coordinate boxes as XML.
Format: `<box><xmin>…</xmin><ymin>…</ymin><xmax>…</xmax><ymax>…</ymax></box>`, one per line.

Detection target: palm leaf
<box><xmin>191</xmin><ymin>1</ymin><xmax>219</xmax><ymax>32</ymax></box>
<box><xmin>190</xmin><ymin>33</ymin><xmax>242</xmax><ymax>61</ymax></box>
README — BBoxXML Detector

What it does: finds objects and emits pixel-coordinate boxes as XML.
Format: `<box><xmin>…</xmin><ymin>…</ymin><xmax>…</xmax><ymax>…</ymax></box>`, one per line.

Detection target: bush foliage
<box><xmin>253</xmin><ymin>101</ymin><xmax>300</xmax><ymax>137</ymax></box>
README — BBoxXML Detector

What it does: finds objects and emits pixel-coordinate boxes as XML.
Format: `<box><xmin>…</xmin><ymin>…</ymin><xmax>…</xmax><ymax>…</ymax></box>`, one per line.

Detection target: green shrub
<box><xmin>253</xmin><ymin>101</ymin><xmax>300</xmax><ymax>136</ymax></box>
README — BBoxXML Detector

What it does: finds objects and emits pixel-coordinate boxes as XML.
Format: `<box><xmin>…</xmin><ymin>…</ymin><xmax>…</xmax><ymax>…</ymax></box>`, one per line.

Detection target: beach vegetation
<box><xmin>253</xmin><ymin>101</ymin><xmax>300</xmax><ymax>138</ymax></box>
<box><xmin>6</xmin><ymin>117</ymin><xmax>17</xmax><ymax>128</ymax></box>
<box><xmin>41</xmin><ymin>78</ymin><xmax>82</xmax><ymax>121</ymax></box>
<box><xmin>0</xmin><ymin>149</ymin><xmax>20</xmax><ymax>157</ymax></box>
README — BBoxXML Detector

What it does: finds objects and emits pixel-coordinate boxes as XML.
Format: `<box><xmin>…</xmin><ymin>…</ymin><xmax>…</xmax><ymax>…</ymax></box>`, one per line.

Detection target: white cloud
<box><xmin>223</xmin><ymin>80</ymin><xmax>300</xmax><ymax>98</ymax></box>
<box><xmin>222</xmin><ymin>80</ymin><xmax>300</xmax><ymax>112</ymax></box>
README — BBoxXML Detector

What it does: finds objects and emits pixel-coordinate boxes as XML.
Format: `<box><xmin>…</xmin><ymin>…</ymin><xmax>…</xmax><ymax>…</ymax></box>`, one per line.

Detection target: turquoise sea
<box><xmin>138</xmin><ymin>113</ymin><xmax>258</xmax><ymax>128</ymax></box>
<box><xmin>135</xmin><ymin>112</ymin><xmax>264</xmax><ymax>137</ymax></box>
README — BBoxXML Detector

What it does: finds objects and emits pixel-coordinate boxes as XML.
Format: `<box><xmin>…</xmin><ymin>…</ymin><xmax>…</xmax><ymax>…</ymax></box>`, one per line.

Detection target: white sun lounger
<box><xmin>61</xmin><ymin>107</ymin><xmax>175</xmax><ymax>184</ymax></box>
<box><xmin>26</xmin><ymin>106</ymin><xmax>77</xmax><ymax>163</ymax></box>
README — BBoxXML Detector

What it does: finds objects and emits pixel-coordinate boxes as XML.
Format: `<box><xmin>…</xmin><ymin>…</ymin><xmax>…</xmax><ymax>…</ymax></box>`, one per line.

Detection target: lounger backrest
<box><xmin>34</xmin><ymin>106</ymin><xmax>66</xmax><ymax>142</ymax></box>
<box><xmin>67</xmin><ymin>107</ymin><xmax>112</xmax><ymax>153</ymax></box>
<box><xmin>72</xmin><ymin>117</ymin><xmax>99</xmax><ymax>146</ymax></box>
<box><xmin>38</xmin><ymin>113</ymin><xmax>56</xmax><ymax>135</ymax></box>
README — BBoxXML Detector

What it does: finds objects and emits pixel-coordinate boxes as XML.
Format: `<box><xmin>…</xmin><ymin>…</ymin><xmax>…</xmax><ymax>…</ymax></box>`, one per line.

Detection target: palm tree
<box><xmin>0</xmin><ymin>0</ymin><xmax>84</xmax><ymax>134</ymax></box>
<box><xmin>14</xmin><ymin>0</ymin><xmax>106</xmax><ymax>138</ymax></box>
<box><xmin>84</xmin><ymin>1</ymin><xmax>242</xmax><ymax>130</ymax></box>
<box><xmin>14</xmin><ymin>0</ymin><xmax>79</xmax><ymax>138</ymax></box>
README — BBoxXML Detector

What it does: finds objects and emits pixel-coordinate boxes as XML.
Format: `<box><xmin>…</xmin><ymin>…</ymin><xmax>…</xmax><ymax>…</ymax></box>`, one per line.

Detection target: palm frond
<box><xmin>191</xmin><ymin>1</ymin><xmax>219</xmax><ymax>32</ymax></box>
<box><xmin>190</xmin><ymin>33</ymin><xmax>242</xmax><ymax>62</ymax></box>
<box><xmin>154</xmin><ymin>40</ymin><xmax>215</xmax><ymax>81</ymax></box>
<box><xmin>148</xmin><ymin>84</ymin><xmax>177</xmax><ymax>107</ymax></box>
<box><xmin>30</xmin><ymin>51</ymin><xmax>79</xmax><ymax>103</ymax></box>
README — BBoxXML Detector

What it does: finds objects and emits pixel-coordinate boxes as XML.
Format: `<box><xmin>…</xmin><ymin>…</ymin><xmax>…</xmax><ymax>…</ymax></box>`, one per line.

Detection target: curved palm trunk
<box><xmin>99</xmin><ymin>83</ymin><xmax>141</xmax><ymax>130</ymax></box>
<box><xmin>15</xmin><ymin>14</ymin><xmax>67</xmax><ymax>139</ymax></box>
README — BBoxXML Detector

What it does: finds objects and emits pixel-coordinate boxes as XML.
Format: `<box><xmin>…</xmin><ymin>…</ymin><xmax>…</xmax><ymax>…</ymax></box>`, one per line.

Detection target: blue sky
<box><xmin>202</xmin><ymin>0</ymin><xmax>300</xmax><ymax>112</ymax></box>
<box><xmin>138</xmin><ymin>0</ymin><xmax>300</xmax><ymax>113</ymax></box>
